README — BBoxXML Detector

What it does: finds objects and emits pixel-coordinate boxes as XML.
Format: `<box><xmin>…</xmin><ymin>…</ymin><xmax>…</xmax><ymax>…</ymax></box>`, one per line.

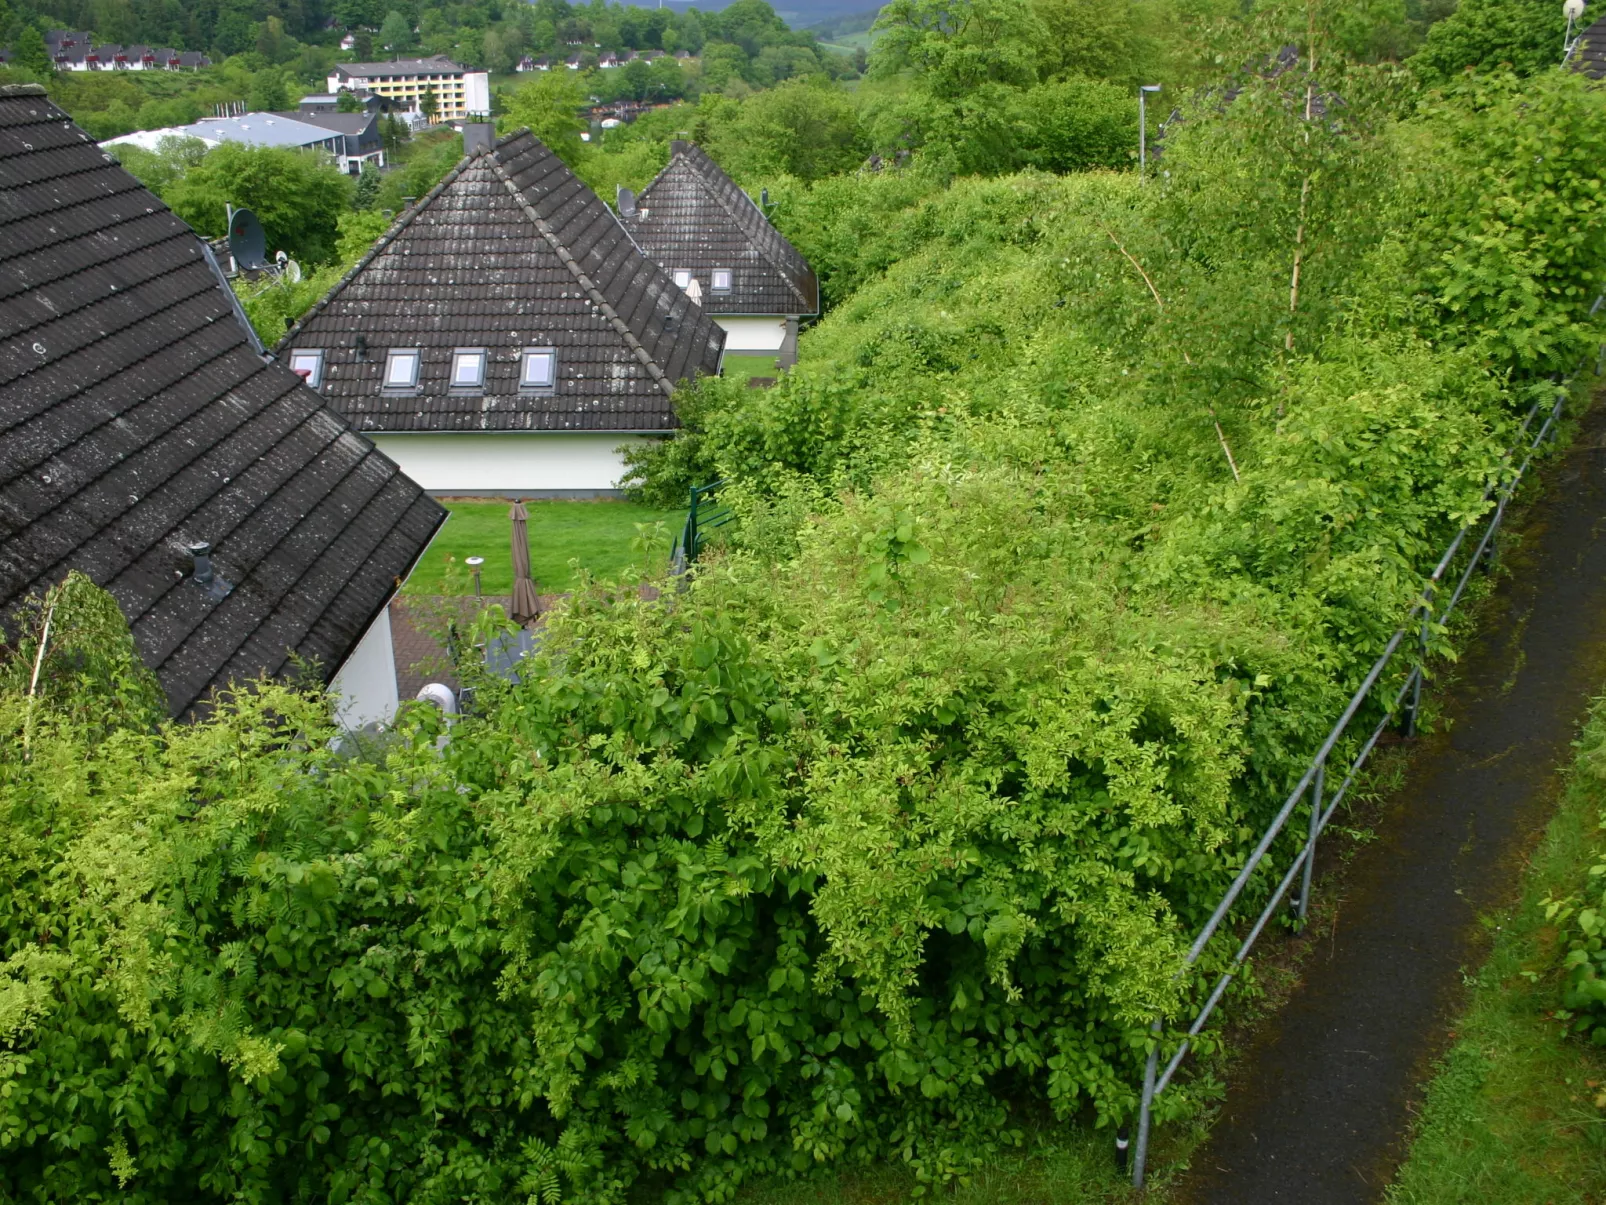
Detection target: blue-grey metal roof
<box><xmin>176</xmin><ymin>113</ymin><xmax>344</xmax><ymax>151</ymax></box>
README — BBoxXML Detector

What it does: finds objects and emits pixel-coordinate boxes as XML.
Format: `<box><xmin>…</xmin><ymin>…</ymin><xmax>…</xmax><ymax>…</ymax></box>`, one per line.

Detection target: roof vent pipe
<box><xmin>187</xmin><ymin>541</ymin><xmax>234</xmax><ymax>600</ymax></box>
<box><xmin>402</xmin><ymin>195</ymin><xmax>417</xmax><ymax>209</ymax></box>
<box><xmin>189</xmin><ymin>541</ymin><xmax>214</xmax><ymax>585</ymax></box>
<box><xmin>617</xmin><ymin>185</ymin><xmax>636</xmax><ymax>217</ymax></box>
<box><xmin>462</xmin><ymin>121</ymin><xmax>495</xmax><ymax>156</ymax></box>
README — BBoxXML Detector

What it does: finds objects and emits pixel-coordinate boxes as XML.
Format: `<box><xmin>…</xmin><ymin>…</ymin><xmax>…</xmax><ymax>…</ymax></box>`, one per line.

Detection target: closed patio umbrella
<box><xmin>509</xmin><ymin>502</ymin><xmax>541</xmax><ymax>625</ymax></box>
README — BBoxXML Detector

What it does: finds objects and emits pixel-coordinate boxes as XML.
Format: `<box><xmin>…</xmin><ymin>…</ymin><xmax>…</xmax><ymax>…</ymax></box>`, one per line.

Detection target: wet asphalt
<box><xmin>1177</xmin><ymin>399</ymin><xmax>1606</xmax><ymax>1204</ymax></box>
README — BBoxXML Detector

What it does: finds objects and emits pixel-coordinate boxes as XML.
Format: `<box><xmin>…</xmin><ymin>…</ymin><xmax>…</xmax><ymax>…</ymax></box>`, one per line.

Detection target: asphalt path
<box><xmin>1178</xmin><ymin>398</ymin><xmax>1606</xmax><ymax>1203</ymax></box>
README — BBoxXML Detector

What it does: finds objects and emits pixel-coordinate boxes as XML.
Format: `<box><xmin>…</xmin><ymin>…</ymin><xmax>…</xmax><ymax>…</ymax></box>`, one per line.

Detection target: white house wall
<box><xmin>714</xmin><ymin>316</ymin><xmax>787</xmax><ymax>352</ymax></box>
<box><xmin>368</xmin><ymin>432</ymin><xmax>653</xmax><ymax>496</ymax></box>
<box><xmin>330</xmin><ymin>604</ymin><xmax>400</xmax><ymax>731</ymax></box>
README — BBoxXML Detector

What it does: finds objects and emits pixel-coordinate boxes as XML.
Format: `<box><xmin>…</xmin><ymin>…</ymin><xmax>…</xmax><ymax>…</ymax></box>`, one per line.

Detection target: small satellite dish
<box><xmin>227</xmin><ymin>207</ymin><xmax>267</xmax><ymax>270</ymax></box>
<box><xmin>285</xmin><ymin>260</ymin><xmax>302</xmax><ymax>285</ymax></box>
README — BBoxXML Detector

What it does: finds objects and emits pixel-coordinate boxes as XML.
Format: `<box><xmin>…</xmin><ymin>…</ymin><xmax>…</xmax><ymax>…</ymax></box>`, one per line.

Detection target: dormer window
<box><xmin>450</xmin><ymin>348</ymin><xmax>487</xmax><ymax>390</ymax></box>
<box><xmin>711</xmin><ymin>268</ymin><xmax>733</xmax><ymax>295</ymax></box>
<box><xmin>383</xmin><ymin>348</ymin><xmax>420</xmax><ymax>391</ymax></box>
<box><xmin>288</xmin><ymin>348</ymin><xmax>324</xmax><ymax>388</ymax></box>
<box><xmin>673</xmin><ymin>269</ymin><xmax>692</xmax><ymax>290</ymax></box>
<box><xmin>520</xmin><ymin>347</ymin><xmax>557</xmax><ymax>393</ymax></box>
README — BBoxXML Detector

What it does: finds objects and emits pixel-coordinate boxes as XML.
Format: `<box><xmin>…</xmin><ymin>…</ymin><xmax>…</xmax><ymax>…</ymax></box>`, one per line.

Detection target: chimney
<box><xmin>617</xmin><ymin>185</ymin><xmax>636</xmax><ymax>217</ymax></box>
<box><xmin>462</xmin><ymin>121</ymin><xmax>494</xmax><ymax>156</ymax></box>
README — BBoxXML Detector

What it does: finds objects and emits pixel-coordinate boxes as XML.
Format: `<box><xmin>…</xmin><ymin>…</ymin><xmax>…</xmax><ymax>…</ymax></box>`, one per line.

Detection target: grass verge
<box><xmin>404</xmin><ymin>498</ymin><xmax>682</xmax><ymax>595</ymax></box>
<box><xmin>1386</xmin><ymin>697</ymin><xmax>1606</xmax><ymax>1204</ymax></box>
<box><xmin>724</xmin><ymin>351</ymin><xmax>783</xmax><ymax>382</ymax></box>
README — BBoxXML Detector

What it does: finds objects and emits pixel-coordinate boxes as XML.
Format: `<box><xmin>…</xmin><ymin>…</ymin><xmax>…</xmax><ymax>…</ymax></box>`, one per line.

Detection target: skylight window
<box><xmin>521</xmin><ymin>347</ymin><xmax>557</xmax><ymax>392</ymax></box>
<box><xmin>711</xmin><ymin>268</ymin><xmax>733</xmax><ymax>295</ymax></box>
<box><xmin>383</xmin><ymin>348</ymin><xmax>420</xmax><ymax>390</ymax></box>
<box><xmin>673</xmin><ymin>269</ymin><xmax>693</xmax><ymax>290</ymax></box>
<box><xmin>288</xmin><ymin>348</ymin><xmax>324</xmax><ymax>388</ymax></box>
<box><xmin>450</xmin><ymin>348</ymin><xmax>487</xmax><ymax>390</ymax></box>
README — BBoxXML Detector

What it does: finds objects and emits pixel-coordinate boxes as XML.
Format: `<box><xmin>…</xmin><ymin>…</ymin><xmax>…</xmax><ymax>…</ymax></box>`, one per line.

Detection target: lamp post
<box><xmin>1564</xmin><ymin>0</ymin><xmax>1587</xmax><ymax>63</ymax></box>
<box><xmin>1139</xmin><ymin>85</ymin><xmax>1162</xmax><ymax>180</ymax></box>
<box><xmin>465</xmin><ymin>556</ymin><xmax>484</xmax><ymax>598</ymax></box>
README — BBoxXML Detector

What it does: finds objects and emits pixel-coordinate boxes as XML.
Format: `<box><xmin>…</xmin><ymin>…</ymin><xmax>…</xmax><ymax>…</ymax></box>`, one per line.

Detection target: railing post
<box><xmin>1404</xmin><ymin>590</ymin><xmax>1432</xmax><ymax>738</ymax></box>
<box><xmin>1297</xmin><ymin>757</ymin><xmax>1323</xmax><ymax>924</ymax></box>
<box><xmin>1132</xmin><ymin>1019</ymin><xmax>1161</xmax><ymax>1187</ymax></box>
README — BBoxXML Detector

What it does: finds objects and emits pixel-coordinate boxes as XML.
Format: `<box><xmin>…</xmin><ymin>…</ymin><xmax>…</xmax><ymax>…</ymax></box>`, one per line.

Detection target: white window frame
<box><xmin>288</xmin><ymin>348</ymin><xmax>324</xmax><ymax>388</ymax></box>
<box><xmin>383</xmin><ymin>348</ymin><xmax>421</xmax><ymax>391</ymax></box>
<box><xmin>673</xmin><ymin>268</ymin><xmax>693</xmax><ymax>290</ymax></box>
<box><xmin>450</xmin><ymin>347</ymin><xmax>487</xmax><ymax>390</ymax></box>
<box><xmin>710</xmin><ymin>268</ymin><xmax>733</xmax><ymax>295</ymax></box>
<box><xmin>520</xmin><ymin>346</ymin><xmax>558</xmax><ymax>393</ymax></box>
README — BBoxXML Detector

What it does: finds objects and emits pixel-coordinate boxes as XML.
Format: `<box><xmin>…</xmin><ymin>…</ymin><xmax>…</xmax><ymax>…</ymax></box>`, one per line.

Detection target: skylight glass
<box><xmin>711</xmin><ymin>268</ymin><xmax>733</xmax><ymax>294</ymax></box>
<box><xmin>451</xmin><ymin>348</ymin><xmax>487</xmax><ymax>389</ymax></box>
<box><xmin>673</xmin><ymin>269</ymin><xmax>693</xmax><ymax>290</ymax></box>
<box><xmin>288</xmin><ymin>348</ymin><xmax>324</xmax><ymax>388</ymax></box>
<box><xmin>383</xmin><ymin>348</ymin><xmax>420</xmax><ymax>389</ymax></box>
<box><xmin>521</xmin><ymin>347</ymin><xmax>557</xmax><ymax>391</ymax></box>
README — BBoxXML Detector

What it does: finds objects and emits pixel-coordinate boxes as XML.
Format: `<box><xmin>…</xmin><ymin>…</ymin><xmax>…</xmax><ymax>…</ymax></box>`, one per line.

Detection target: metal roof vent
<box><xmin>187</xmin><ymin>541</ymin><xmax>233</xmax><ymax>601</ymax></box>
<box><xmin>617</xmin><ymin>185</ymin><xmax>637</xmax><ymax>217</ymax></box>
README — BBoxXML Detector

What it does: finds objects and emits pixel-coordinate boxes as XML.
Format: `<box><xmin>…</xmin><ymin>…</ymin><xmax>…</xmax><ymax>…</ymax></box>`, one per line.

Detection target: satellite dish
<box><xmin>284</xmin><ymin>260</ymin><xmax>302</xmax><ymax>285</ymax></box>
<box><xmin>227</xmin><ymin>207</ymin><xmax>267</xmax><ymax>270</ymax></box>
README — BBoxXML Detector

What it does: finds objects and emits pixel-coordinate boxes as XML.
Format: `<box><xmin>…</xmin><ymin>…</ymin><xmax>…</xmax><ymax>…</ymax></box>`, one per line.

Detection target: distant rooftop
<box><xmin>333</xmin><ymin>56</ymin><xmax>470</xmax><ymax>77</ymax></box>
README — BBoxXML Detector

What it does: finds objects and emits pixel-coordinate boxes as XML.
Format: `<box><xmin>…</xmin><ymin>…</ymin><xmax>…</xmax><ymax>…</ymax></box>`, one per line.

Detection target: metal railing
<box><xmin>673</xmin><ymin>479</ymin><xmax>733</xmax><ymax>571</ymax></box>
<box><xmin>1130</xmin><ymin>381</ymin><xmax>1574</xmax><ymax>1186</ymax></box>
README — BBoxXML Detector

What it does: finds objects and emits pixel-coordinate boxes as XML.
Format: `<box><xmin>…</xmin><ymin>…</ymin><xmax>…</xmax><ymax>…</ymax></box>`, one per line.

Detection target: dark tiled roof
<box><xmin>334</xmin><ymin>57</ymin><xmax>467</xmax><ymax>78</ymax></box>
<box><xmin>279</xmin><ymin>129</ymin><xmax>725</xmax><ymax>433</ymax></box>
<box><xmin>0</xmin><ymin>84</ymin><xmax>445</xmax><ymax>718</ymax></box>
<box><xmin>1574</xmin><ymin>16</ymin><xmax>1606</xmax><ymax>77</ymax></box>
<box><xmin>619</xmin><ymin>140</ymin><xmax>819</xmax><ymax>317</ymax></box>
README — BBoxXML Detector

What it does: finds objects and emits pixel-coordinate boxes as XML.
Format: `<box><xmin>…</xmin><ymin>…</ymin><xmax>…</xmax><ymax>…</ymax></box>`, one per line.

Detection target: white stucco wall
<box><xmin>330</xmin><ymin>605</ymin><xmax>399</xmax><ymax>731</ymax></box>
<box><xmin>714</xmin><ymin>316</ymin><xmax>787</xmax><ymax>352</ymax></box>
<box><xmin>369</xmin><ymin>432</ymin><xmax>652</xmax><ymax>495</ymax></box>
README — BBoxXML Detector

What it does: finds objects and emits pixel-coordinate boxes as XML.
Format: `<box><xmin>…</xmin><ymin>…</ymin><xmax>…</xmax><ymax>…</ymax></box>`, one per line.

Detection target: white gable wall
<box><xmin>330</xmin><ymin>604</ymin><xmax>400</xmax><ymax>731</ymax></box>
<box><xmin>369</xmin><ymin>431</ymin><xmax>655</xmax><ymax>495</ymax></box>
<box><xmin>714</xmin><ymin>316</ymin><xmax>787</xmax><ymax>352</ymax></box>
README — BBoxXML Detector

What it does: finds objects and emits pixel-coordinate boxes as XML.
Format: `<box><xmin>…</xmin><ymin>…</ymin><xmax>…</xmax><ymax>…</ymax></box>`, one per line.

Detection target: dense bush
<box><xmin>8</xmin><ymin>29</ymin><xmax>1606</xmax><ymax>1205</ymax></box>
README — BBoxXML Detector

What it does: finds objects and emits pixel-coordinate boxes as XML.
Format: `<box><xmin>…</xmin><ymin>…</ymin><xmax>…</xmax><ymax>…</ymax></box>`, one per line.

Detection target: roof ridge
<box><xmin>673</xmin><ymin>144</ymin><xmax>812</xmax><ymax>311</ymax></box>
<box><xmin>274</xmin><ymin>147</ymin><xmax>483</xmax><ymax>352</ymax></box>
<box><xmin>487</xmin><ymin>153</ymin><xmax>674</xmax><ymax>398</ymax></box>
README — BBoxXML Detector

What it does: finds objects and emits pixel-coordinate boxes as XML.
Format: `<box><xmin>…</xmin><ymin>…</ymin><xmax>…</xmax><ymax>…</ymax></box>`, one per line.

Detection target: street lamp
<box><xmin>1564</xmin><ymin>0</ymin><xmax>1588</xmax><ymax>63</ymax></box>
<box><xmin>1139</xmin><ymin>85</ymin><xmax>1162</xmax><ymax>180</ymax></box>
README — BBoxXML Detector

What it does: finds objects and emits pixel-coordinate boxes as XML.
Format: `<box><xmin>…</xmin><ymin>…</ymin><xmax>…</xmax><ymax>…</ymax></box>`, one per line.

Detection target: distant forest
<box><xmin>0</xmin><ymin>0</ymin><xmax>838</xmax><ymax>72</ymax></box>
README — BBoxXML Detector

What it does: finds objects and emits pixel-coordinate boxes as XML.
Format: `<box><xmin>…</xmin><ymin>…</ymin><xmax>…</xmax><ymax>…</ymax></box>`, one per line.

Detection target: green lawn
<box><xmin>724</xmin><ymin>351</ymin><xmax>782</xmax><ymax>382</ymax></box>
<box><xmin>1387</xmin><ymin>699</ymin><xmax>1606</xmax><ymax>1204</ymax></box>
<box><xmin>404</xmin><ymin>498</ymin><xmax>684</xmax><ymax>595</ymax></box>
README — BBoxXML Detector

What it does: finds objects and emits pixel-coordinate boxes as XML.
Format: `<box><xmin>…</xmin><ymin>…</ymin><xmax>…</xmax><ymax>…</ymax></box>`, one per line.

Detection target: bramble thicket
<box><xmin>7</xmin><ymin>2</ymin><xmax>1606</xmax><ymax>1200</ymax></box>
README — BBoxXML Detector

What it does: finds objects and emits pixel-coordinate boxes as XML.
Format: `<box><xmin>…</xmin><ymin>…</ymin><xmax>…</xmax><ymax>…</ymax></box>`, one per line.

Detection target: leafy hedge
<box><xmin>5</xmin><ymin>59</ymin><xmax>1606</xmax><ymax>1205</ymax></box>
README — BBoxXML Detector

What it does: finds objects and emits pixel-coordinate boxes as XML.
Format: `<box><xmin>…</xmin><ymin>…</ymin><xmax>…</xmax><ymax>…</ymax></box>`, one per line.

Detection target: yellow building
<box><xmin>327</xmin><ymin>56</ymin><xmax>490</xmax><ymax>123</ymax></box>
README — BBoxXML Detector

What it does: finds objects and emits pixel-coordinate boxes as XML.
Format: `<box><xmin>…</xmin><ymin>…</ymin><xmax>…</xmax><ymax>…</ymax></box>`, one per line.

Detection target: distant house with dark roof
<box><xmin>0</xmin><ymin>83</ymin><xmax>444</xmax><ymax>725</ymax></box>
<box><xmin>277</xmin><ymin>125</ymin><xmax>725</xmax><ymax>498</ymax></box>
<box><xmin>272</xmin><ymin>109</ymin><xmax>386</xmax><ymax>173</ymax></box>
<box><xmin>617</xmin><ymin>140</ymin><xmax>818</xmax><ymax>369</ymax></box>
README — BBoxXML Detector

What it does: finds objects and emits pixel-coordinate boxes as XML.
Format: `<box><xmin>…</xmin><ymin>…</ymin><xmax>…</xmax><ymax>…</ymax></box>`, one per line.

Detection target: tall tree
<box><xmin>379</xmin><ymin>8</ymin><xmax>412</xmax><ymax>52</ymax></box>
<box><xmin>499</xmin><ymin>68</ymin><xmax>586</xmax><ymax>161</ymax></box>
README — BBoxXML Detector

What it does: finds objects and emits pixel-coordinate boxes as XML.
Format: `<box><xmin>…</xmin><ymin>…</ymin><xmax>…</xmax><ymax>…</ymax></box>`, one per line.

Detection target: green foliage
<box><xmin>1544</xmin><ymin>709</ymin><xmax>1606</xmax><ymax>1048</ymax></box>
<box><xmin>379</xmin><ymin>8</ymin><xmax>413</xmax><ymax>52</ymax></box>
<box><xmin>705</xmin><ymin>77</ymin><xmax>866</xmax><ymax>182</ymax></box>
<box><xmin>1405</xmin><ymin>71</ymin><xmax>1606</xmax><ymax>376</ymax></box>
<box><xmin>1411</xmin><ymin>0</ymin><xmax>1566</xmax><ymax>82</ymax></box>
<box><xmin>500</xmin><ymin>69</ymin><xmax>589</xmax><ymax>163</ymax></box>
<box><xmin>10</xmin><ymin>24</ymin><xmax>50</xmax><ymax>75</ymax></box>
<box><xmin>872</xmin><ymin>0</ymin><xmax>1046</xmax><ymax>98</ymax></box>
<box><xmin>166</xmin><ymin>141</ymin><xmax>353</xmax><ymax>264</ymax></box>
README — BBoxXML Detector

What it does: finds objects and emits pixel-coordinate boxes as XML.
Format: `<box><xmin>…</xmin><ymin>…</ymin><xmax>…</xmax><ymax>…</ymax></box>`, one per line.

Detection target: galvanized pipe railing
<box><xmin>1130</xmin><ymin>381</ymin><xmax>1572</xmax><ymax>1186</ymax></box>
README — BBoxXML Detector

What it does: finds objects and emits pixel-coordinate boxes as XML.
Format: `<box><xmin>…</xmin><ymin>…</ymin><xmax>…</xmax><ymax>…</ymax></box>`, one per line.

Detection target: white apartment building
<box><xmin>328</xmin><ymin>56</ymin><xmax>490</xmax><ymax>122</ymax></box>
